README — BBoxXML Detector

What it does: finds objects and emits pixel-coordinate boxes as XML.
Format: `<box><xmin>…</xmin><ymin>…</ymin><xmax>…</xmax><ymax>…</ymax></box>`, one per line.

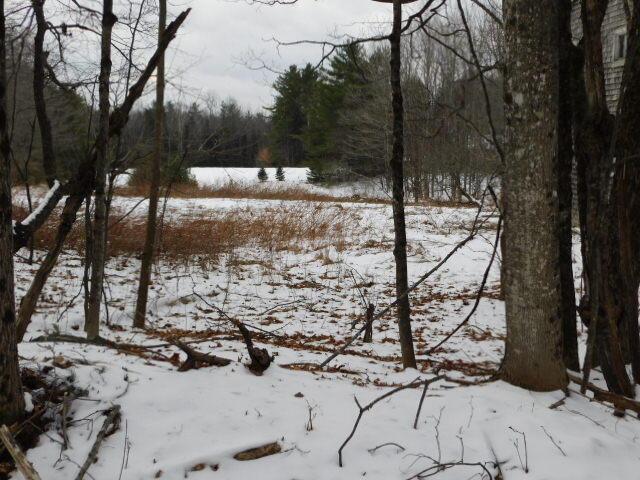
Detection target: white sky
<box><xmin>167</xmin><ymin>0</ymin><xmax>398</xmax><ymax>112</ymax></box>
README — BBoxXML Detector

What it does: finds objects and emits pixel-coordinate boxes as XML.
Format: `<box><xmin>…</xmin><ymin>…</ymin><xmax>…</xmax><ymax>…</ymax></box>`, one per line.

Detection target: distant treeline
<box><xmin>10</xmin><ymin>13</ymin><xmax>502</xmax><ymax>199</ymax></box>
<box><xmin>121</xmin><ymin>99</ymin><xmax>271</xmax><ymax>175</ymax></box>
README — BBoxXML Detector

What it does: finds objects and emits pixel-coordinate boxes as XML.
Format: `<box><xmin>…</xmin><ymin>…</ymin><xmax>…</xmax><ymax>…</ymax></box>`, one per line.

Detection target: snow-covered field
<box><xmin>13</xmin><ymin>193</ymin><xmax>640</xmax><ymax>480</ymax></box>
<box><xmin>115</xmin><ymin>167</ymin><xmax>389</xmax><ymax>199</ymax></box>
<box><xmin>190</xmin><ymin>167</ymin><xmax>311</xmax><ymax>185</ymax></box>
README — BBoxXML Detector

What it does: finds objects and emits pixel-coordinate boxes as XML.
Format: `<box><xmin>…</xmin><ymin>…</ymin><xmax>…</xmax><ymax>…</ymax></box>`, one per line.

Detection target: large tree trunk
<box><xmin>86</xmin><ymin>0</ymin><xmax>116</xmax><ymax>340</ymax></box>
<box><xmin>0</xmin><ymin>0</ymin><xmax>25</xmax><ymax>424</ymax></box>
<box><xmin>558</xmin><ymin>0</ymin><xmax>580</xmax><ymax>372</ymax></box>
<box><xmin>134</xmin><ymin>0</ymin><xmax>166</xmax><ymax>329</ymax></box>
<box><xmin>501</xmin><ymin>0</ymin><xmax>568</xmax><ymax>391</ymax></box>
<box><xmin>389</xmin><ymin>0</ymin><xmax>416</xmax><ymax>369</ymax></box>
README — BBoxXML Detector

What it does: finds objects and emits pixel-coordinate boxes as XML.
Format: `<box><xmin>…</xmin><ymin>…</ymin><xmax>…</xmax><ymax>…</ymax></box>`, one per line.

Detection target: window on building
<box><xmin>613</xmin><ymin>31</ymin><xmax>628</xmax><ymax>61</ymax></box>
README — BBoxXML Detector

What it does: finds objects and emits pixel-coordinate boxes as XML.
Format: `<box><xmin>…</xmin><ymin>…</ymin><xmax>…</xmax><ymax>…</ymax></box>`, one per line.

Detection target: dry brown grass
<box><xmin>114</xmin><ymin>182</ymin><xmax>387</xmax><ymax>204</ymax></box>
<box><xmin>20</xmin><ymin>202</ymin><xmax>361</xmax><ymax>264</ymax></box>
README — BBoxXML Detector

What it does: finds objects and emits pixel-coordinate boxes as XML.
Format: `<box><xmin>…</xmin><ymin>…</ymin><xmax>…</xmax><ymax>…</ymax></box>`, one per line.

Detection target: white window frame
<box><xmin>612</xmin><ymin>28</ymin><xmax>628</xmax><ymax>62</ymax></box>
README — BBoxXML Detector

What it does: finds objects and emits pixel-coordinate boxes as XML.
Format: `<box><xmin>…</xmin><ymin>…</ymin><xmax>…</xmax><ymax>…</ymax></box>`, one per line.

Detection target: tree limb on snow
<box><xmin>0</xmin><ymin>425</ymin><xmax>42</xmax><ymax>480</ymax></box>
<box><xmin>74</xmin><ymin>405</ymin><xmax>121</xmax><ymax>480</ymax></box>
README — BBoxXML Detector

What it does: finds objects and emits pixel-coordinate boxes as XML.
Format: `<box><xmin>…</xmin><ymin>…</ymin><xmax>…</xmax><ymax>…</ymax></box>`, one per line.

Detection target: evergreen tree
<box><xmin>268</xmin><ymin>65</ymin><xmax>318</xmax><ymax>166</ymax></box>
<box><xmin>268</xmin><ymin>47</ymin><xmax>368</xmax><ymax>173</ymax></box>
<box><xmin>306</xmin><ymin>167</ymin><xmax>324</xmax><ymax>184</ymax></box>
<box><xmin>257</xmin><ymin>167</ymin><xmax>268</xmax><ymax>182</ymax></box>
<box><xmin>275</xmin><ymin>166</ymin><xmax>285</xmax><ymax>181</ymax></box>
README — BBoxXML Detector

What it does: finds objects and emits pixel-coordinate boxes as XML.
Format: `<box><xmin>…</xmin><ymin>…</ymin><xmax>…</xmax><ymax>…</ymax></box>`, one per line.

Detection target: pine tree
<box><xmin>275</xmin><ymin>166</ymin><xmax>285</xmax><ymax>181</ymax></box>
<box><xmin>257</xmin><ymin>167</ymin><xmax>268</xmax><ymax>182</ymax></box>
<box><xmin>306</xmin><ymin>167</ymin><xmax>324</xmax><ymax>184</ymax></box>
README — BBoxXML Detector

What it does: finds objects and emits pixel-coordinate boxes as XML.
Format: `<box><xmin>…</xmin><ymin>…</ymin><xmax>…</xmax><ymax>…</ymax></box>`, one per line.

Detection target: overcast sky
<box><xmin>167</xmin><ymin>0</ymin><xmax>398</xmax><ymax>112</ymax></box>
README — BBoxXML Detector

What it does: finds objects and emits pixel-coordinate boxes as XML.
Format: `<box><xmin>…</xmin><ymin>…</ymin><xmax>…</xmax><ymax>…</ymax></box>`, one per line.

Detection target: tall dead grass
<box><xmin>20</xmin><ymin>202</ymin><xmax>360</xmax><ymax>264</ymax></box>
<box><xmin>114</xmin><ymin>181</ymin><xmax>386</xmax><ymax>204</ymax></box>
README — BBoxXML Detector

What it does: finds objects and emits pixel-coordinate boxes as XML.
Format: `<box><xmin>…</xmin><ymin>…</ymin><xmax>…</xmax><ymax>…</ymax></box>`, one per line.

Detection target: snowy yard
<box><xmin>12</xmin><ymin>194</ymin><xmax>640</xmax><ymax>480</ymax></box>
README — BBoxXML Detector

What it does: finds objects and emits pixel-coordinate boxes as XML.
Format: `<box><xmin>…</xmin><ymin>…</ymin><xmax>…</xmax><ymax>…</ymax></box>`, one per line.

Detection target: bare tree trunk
<box><xmin>86</xmin><ymin>0</ymin><xmax>116</xmax><ymax>340</ymax></box>
<box><xmin>134</xmin><ymin>0</ymin><xmax>166</xmax><ymax>329</ymax></box>
<box><xmin>558</xmin><ymin>0</ymin><xmax>580</xmax><ymax>372</ymax></box>
<box><xmin>576</xmin><ymin>0</ymin><xmax>634</xmax><ymax>396</ymax></box>
<box><xmin>32</xmin><ymin>0</ymin><xmax>57</xmax><ymax>188</ymax></box>
<box><xmin>501</xmin><ymin>0</ymin><xmax>568</xmax><ymax>391</ymax></box>
<box><xmin>612</xmin><ymin>0</ymin><xmax>640</xmax><ymax>385</ymax></box>
<box><xmin>0</xmin><ymin>0</ymin><xmax>25</xmax><ymax>424</ymax></box>
<box><xmin>389</xmin><ymin>0</ymin><xmax>416</xmax><ymax>370</ymax></box>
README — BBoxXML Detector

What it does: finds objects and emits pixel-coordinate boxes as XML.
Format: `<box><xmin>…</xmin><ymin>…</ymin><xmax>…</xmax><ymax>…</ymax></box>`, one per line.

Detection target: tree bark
<box><xmin>0</xmin><ymin>0</ymin><xmax>25</xmax><ymax>424</ymax></box>
<box><xmin>501</xmin><ymin>0</ymin><xmax>568</xmax><ymax>391</ymax></box>
<box><xmin>558</xmin><ymin>0</ymin><xmax>580</xmax><ymax>372</ymax></box>
<box><xmin>134</xmin><ymin>0</ymin><xmax>166</xmax><ymax>329</ymax></box>
<box><xmin>613</xmin><ymin>0</ymin><xmax>640</xmax><ymax>385</ymax></box>
<box><xmin>576</xmin><ymin>0</ymin><xmax>634</xmax><ymax>396</ymax></box>
<box><xmin>86</xmin><ymin>0</ymin><xmax>116</xmax><ymax>340</ymax></box>
<box><xmin>389</xmin><ymin>0</ymin><xmax>416</xmax><ymax>370</ymax></box>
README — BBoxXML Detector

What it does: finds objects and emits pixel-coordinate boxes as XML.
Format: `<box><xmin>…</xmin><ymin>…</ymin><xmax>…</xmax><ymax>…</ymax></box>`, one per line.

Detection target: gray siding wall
<box><xmin>571</xmin><ymin>0</ymin><xmax>628</xmax><ymax>111</ymax></box>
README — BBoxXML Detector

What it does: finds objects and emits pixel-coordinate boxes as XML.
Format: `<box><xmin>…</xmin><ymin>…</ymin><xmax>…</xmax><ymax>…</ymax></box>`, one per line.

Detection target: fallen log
<box><xmin>568</xmin><ymin>373</ymin><xmax>640</xmax><ymax>417</ymax></box>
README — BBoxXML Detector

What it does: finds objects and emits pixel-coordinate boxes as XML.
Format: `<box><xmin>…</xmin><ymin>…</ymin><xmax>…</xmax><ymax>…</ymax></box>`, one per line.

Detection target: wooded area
<box><xmin>0</xmin><ymin>0</ymin><xmax>638</xmax><ymax>478</ymax></box>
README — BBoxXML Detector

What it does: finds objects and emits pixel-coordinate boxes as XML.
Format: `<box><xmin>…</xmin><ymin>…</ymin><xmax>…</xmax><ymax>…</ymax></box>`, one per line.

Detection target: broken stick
<box><xmin>170</xmin><ymin>339</ymin><xmax>232</xmax><ymax>371</ymax></box>
<box><xmin>74</xmin><ymin>405</ymin><xmax>121</xmax><ymax>480</ymax></box>
<box><xmin>0</xmin><ymin>424</ymin><xmax>42</xmax><ymax>480</ymax></box>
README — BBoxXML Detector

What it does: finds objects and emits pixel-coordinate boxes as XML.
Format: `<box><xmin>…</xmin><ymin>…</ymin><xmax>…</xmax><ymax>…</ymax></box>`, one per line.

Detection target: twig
<box><xmin>368</xmin><ymin>442</ymin><xmax>406</xmax><ymax>454</ymax></box>
<box><xmin>540</xmin><ymin>426</ymin><xmax>567</xmax><ymax>457</ymax></box>
<box><xmin>338</xmin><ymin>376</ymin><xmax>444</xmax><ymax>467</ymax></box>
<box><xmin>508</xmin><ymin>427</ymin><xmax>529</xmax><ymax>473</ymax></box>
<box><xmin>413</xmin><ymin>378</ymin><xmax>434</xmax><ymax>429</ymax></box>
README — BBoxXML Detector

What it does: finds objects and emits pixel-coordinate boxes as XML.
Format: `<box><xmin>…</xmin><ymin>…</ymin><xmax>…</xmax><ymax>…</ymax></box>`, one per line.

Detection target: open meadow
<box><xmin>9</xmin><ymin>183</ymin><xmax>640</xmax><ymax>480</ymax></box>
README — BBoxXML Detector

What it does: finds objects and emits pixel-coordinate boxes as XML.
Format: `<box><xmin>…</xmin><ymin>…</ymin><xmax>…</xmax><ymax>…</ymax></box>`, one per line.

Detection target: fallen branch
<box><xmin>338</xmin><ymin>376</ymin><xmax>444</xmax><ymax>467</ymax></box>
<box><xmin>193</xmin><ymin>292</ymin><xmax>272</xmax><ymax>375</ymax></box>
<box><xmin>74</xmin><ymin>405</ymin><xmax>121</xmax><ymax>480</ymax></box>
<box><xmin>368</xmin><ymin>442</ymin><xmax>406</xmax><ymax>454</ymax></box>
<box><xmin>408</xmin><ymin>460</ymin><xmax>495</xmax><ymax>480</ymax></box>
<box><xmin>0</xmin><ymin>425</ymin><xmax>42</xmax><ymax>480</ymax></box>
<box><xmin>170</xmin><ymin>339</ymin><xmax>231</xmax><ymax>371</ymax></box>
<box><xmin>568</xmin><ymin>373</ymin><xmax>640</xmax><ymax>416</ymax></box>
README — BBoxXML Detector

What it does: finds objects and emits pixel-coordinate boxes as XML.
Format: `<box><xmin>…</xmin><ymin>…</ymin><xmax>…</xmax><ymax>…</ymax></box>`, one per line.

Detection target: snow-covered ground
<box><xmin>13</xmin><ymin>193</ymin><xmax>640</xmax><ymax>480</ymax></box>
<box><xmin>114</xmin><ymin>167</ymin><xmax>389</xmax><ymax>199</ymax></box>
<box><xmin>190</xmin><ymin>167</ymin><xmax>311</xmax><ymax>185</ymax></box>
